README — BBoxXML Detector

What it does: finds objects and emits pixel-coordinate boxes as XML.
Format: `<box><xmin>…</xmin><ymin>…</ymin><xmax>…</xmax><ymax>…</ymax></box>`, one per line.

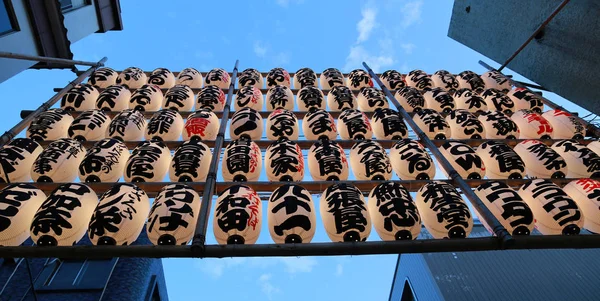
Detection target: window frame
<box><xmin>59</xmin><ymin>0</ymin><xmax>92</xmax><ymax>13</ymax></box>
<box><xmin>34</xmin><ymin>258</ymin><xmax>119</xmax><ymax>292</ymax></box>
<box><xmin>0</xmin><ymin>0</ymin><xmax>20</xmax><ymax>37</ymax></box>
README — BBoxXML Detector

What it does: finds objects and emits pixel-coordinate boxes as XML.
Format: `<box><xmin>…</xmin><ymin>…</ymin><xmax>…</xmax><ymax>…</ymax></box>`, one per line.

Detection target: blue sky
<box><xmin>0</xmin><ymin>1</ymin><xmax>595</xmax><ymax>300</ymax></box>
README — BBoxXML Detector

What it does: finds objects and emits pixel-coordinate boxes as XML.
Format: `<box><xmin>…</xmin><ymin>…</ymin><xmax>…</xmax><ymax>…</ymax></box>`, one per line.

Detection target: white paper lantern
<box><xmin>368</xmin><ymin>182</ymin><xmax>421</xmax><ymax>240</ymax></box>
<box><xmin>148</xmin><ymin>67</ymin><xmax>176</xmax><ymax>89</ymax></box>
<box><xmin>266</xmin><ymin>85</ymin><xmax>294</xmax><ymax>111</ymax></box>
<box><xmin>338</xmin><ymin>109</ymin><xmax>373</xmax><ymax>140</ymax></box>
<box><xmin>446</xmin><ymin>109</ymin><xmax>485</xmax><ymax>139</ymax></box>
<box><xmin>68</xmin><ymin>109</ymin><xmax>111</xmax><ymax>142</ymax></box>
<box><xmin>394</xmin><ymin>86</ymin><xmax>425</xmax><ymax>113</ymax></box>
<box><xmin>412</xmin><ymin>109</ymin><xmax>450</xmax><ymax>140</ymax></box>
<box><xmin>235</xmin><ymin>85</ymin><xmax>264</xmax><ymax>111</ymax></box>
<box><xmin>320</xmin><ymin>68</ymin><xmax>345</xmax><ymax>90</ymax></box>
<box><xmin>238</xmin><ymin>68</ymin><xmax>263</xmax><ymax>88</ymax></box>
<box><xmin>482</xmin><ymin>88</ymin><xmax>515</xmax><ymax>114</ymax></box>
<box><xmin>327</xmin><ymin>85</ymin><xmax>357</xmax><ymax>111</ymax></box>
<box><xmin>124</xmin><ymin>140</ymin><xmax>171</xmax><ymax>182</ymax></box>
<box><xmin>297</xmin><ymin>86</ymin><xmax>325</xmax><ymax>111</ymax></box>
<box><xmin>116</xmin><ymin>67</ymin><xmax>147</xmax><ymax>89</ymax></box>
<box><xmin>32</xmin><ymin>138</ymin><xmax>85</xmax><ymax>183</ymax></box>
<box><xmin>266</xmin><ymin>109</ymin><xmax>299</xmax><ymax>140</ymax></box>
<box><xmin>589</xmin><ymin>140</ymin><xmax>600</xmax><ymax>158</ymax></box>
<box><xmin>308</xmin><ymin>139</ymin><xmax>348</xmax><ymax>181</ymax></box>
<box><xmin>453</xmin><ymin>88</ymin><xmax>487</xmax><ymax>113</ymax></box>
<box><xmin>169</xmin><ymin>140</ymin><xmax>212</xmax><ymax>182</ymax></box>
<box><xmin>563</xmin><ymin>179</ymin><xmax>600</xmax><ymax>234</ymax></box>
<box><xmin>145</xmin><ymin>109</ymin><xmax>184</xmax><ymax>141</ymax></box>
<box><xmin>473</xmin><ymin>181</ymin><xmax>534</xmax><ymax>235</ymax></box>
<box><xmin>0</xmin><ymin>184</ymin><xmax>46</xmax><ymax>246</ymax></box>
<box><xmin>214</xmin><ymin>184</ymin><xmax>262</xmax><ymax>244</ymax></box>
<box><xmin>96</xmin><ymin>85</ymin><xmax>132</xmax><ymax>111</ymax></box>
<box><xmin>266</xmin><ymin>68</ymin><xmax>291</xmax><ymax>88</ymax></box>
<box><xmin>265</xmin><ymin>138</ymin><xmax>304</xmax><ymax>182</ymax></box>
<box><xmin>79</xmin><ymin>138</ymin><xmax>129</xmax><ymax>183</ymax></box>
<box><xmin>294</xmin><ymin>67</ymin><xmax>318</xmax><ymax>89</ymax></box>
<box><xmin>27</xmin><ymin>108</ymin><xmax>73</xmax><ymax>142</ymax></box>
<box><xmin>519</xmin><ymin>179</ymin><xmax>583</xmax><ymax>235</ymax></box>
<box><xmin>303</xmin><ymin>109</ymin><xmax>337</xmax><ymax>140</ymax></box>
<box><xmin>357</xmin><ymin>87</ymin><xmax>388</xmax><ymax>112</ymax></box>
<box><xmin>88</xmin><ymin>183</ymin><xmax>149</xmax><ymax>245</ymax></box>
<box><xmin>268</xmin><ymin>184</ymin><xmax>316</xmax><ymax>243</ymax></box>
<box><xmin>320</xmin><ymin>183</ymin><xmax>371</xmax><ymax>242</ymax></box>
<box><xmin>542</xmin><ymin>109</ymin><xmax>585</xmax><ymax>139</ymax></box>
<box><xmin>349</xmin><ymin>140</ymin><xmax>392</xmax><ymax>180</ymax></box>
<box><xmin>423</xmin><ymin>87</ymin><xmax>455</xmax><ymax>113</ymax></box>
<box><xmin>107</xmin><ymin>109</ymin><xmax>147</xmax><ymax>142</ymax></box>
<box><xmin>346</xmin><ymin>69</ymin><xmax>373</xmax><ymax>90</ymax></box>
<box><xmin>205</xmin><ymin>68</ymin><xmax>231</xmax><ymax>89</ymax></box>
<box><xmin>222</xmin><ymin>137</ymin><xmax>262</xmax><ymax>182</ymax></box>
<box><xmin>389</xmin><ymin>139</ymin><xmax>435</xmax><ymax>180</ymax></box>
<box><xmin>61</xmin><ymin>83</ymin><xmax>99</xmax><ymax>111</ymax></box>
<box><xmin>514</xmin><ymin>140</ymin><xmax>567</xmax><ymax>179</ymax></box>
<box><xmin>147</xmin><ymin>183</ymin><xmax>201</xmax><ymax>245</ymax></box>
<box><xmin>511</xmin><ymin>109</ymin><xmax>553</xmax><ymax>139</ymax></box>
<box><xmin>130</xmin><ymin>84</ymin><xmax>163</xmax><ymax>111</ymax></box>
<box><xmin>481</xmin><ymin>70</ymin><xmax>511</xmax><ymax>92</ymax></box>
<box><xmin>0</xmin><ymin>138</ymin><xmax>43</xmax><ymax>183</ymax></box>
<box><xmin>456</xmin><ymin>70</ymin><xmax>485</xmax><ymax>93</ymax></box>
<box><xmin>416</xmin><ymin>181</ymin><xmax>473</xmax><ymax>239</ymax></box>
<box><xmin>380</xmin><ymin>70</ymin><xmax>406</xmax><ymax>90</ymax></box>
<box><xmin>30</xmin><ymin>183</ymin><xmax>97</xmax><ymax>246</ymax></box>
<box><xmin>439</xmin><ymin>141</ymin><xmax>486</xmax><ymax>179</ymax></box>
<box><xmin>405</xmin><ymin>70</ymin><xmax>433</xmax><ymax>91</ymax></box>
<box><xmin>183</xmin><ymin>109</ymin><xmax>219</xmax><ymax>141</ymax></box>
<box><xmin>88</xmin><ymin>67</ymin><xmax>118</xmax><ymax>88</ymax></box>
<box><xmin>476</xmin><ymin>141</ymin><xmax>526</xmax><ymax>179</ymax></box>
<box><xmin>371</xmin><ymin>108</ymin><xmax>408</xmax><ymax>140</ymax></box>
<box><xmin>197</xmin><ymin>85</ymin><xmax>226</xmax><ymax>111</ymax></box>
<box><xmin>478</xmin><ymin>111</ymin><xmax>520</xmax><ymax>139</ymax></box>
<box><xmin>230</xmin><ymin>107</ymin><xmax>263</xmax><ymax>140</ymax></box>
<box><xmin>176</xmin><ymin>67</ymin><xmax>203</xmax><ymax>89</ymax></box>
<box><xmin>431</xmin><ymin>70</ymin><xmax>459</xmax><ymax>93</ymax></box>
<box><xmin>551</xmin><ymin>140</ymin><xmax>600</xmax><ymax>178</ymax></box>
<box><xmin>507</xmin><ymin>87</ymin><xmax>544</xmax><ymax>113</ymax></box>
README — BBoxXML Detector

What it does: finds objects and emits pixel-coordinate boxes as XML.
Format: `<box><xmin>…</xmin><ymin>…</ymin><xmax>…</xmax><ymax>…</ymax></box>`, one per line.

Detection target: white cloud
<box><xmin>401</xmin><ymin>0</ymin><xmax>423</xmax><ymax>28</ymax></box>
<box><xmin>253</xmin><ymin>41</ymin><xmax>268</xmax><ymax>57</ymax></box>
<box><xmin>195</xmin><ymin>258</ymin><xmax>247</xmax><ymax>278</ymax></box>
<box><xmin>344</xmin><ymin>45</ymin><xmax>395</xmax><ymax>73</ymax></box>
<box><xmin>335</xmin><ymin>263</ymin><xmax>344</xmax><ymax>276</ymax></box>
<box><xmin>356</xmin><ymin>8</ymin><xmax>378</xmax><ymax>43</ymax></box>
<box><xmin>258</xmin><ymin>274</ymin><xmax>281</xmax><ymax>300</ymax></box>
<box><xmin>273</xmin><ymin>52</ymin><xmax>291</xmax><ymax>65</ymax></box>
<box><xmin>279</xmin><ymin>257</ymin><xmax>317</xmax><ymax>274</ymax></box>
<box><xmin>400</xmin><ymin>43</ymin><xmax>416</xmax><ymax>54</ymax></box>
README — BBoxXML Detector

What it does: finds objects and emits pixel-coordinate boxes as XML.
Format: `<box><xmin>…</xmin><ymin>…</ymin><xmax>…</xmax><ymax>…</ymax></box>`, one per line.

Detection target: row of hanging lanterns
<box><xmin>89</xmin><ymin>67</ymin><xmax>227</xmax><ymax>90</ymax></box>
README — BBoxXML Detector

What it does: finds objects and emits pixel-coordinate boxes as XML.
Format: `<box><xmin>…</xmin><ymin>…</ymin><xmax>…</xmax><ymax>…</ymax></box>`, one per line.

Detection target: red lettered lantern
<box><xmin>380</xmin><ymin>70</ymin><xmax>406</xmax><ymax>90</ymax></box>
<box><xmin>320</xmin><ymin>68</ymin><xmax>345</xmax><ymax>90</ymax></box>
<box><xmin>346</xmin><ymin>69</ymin><xmax>373</xmax><ymax>90</ymax></box>
<box><xmin>439</xmin><ymin>141</ymin><xmax>486</xmax><ymax>179</ymax></box>
<box><xmin>222</xmin><ymin>137</ymin><xmax>262</xmax><ymax>182</ymax></box>
<box><xmin>230</xmin><ymin>107</ymin><xmax>264</xmax><ymax>140</ymax></box>
<box><xmin>453</xmin><ymin>88</ymin><xmax>487</xmax><ymax>113</ymax></box>
<box><xmin>183</xmin><ymin>109</ymin><xmax>219</xmax><ymax>141</ymax></box>
<box><xmin>148</xmin><ymin>67</ymin><xmax>176</xmax><ymax>89</ymax></box>
<box><xmin>368</xmin><ymin>182</ymin><xmax>421</xmax><ymax>240</ymax></box>
<box><xmin>308</xmin><ymin>139</ymin><xmax>348</xmax><ymax>181</ymax></box>
<box><xmin>514</xmin><ymin>140</ymin><xmax>567</xmax><ymax>179</ymax></box>
<box><xmin>371</xmin><ymin>108</ymin><xmax>408</xmax><ymax>140</ymax></box>
<box><xmin>389</xmin><ymin>139</ymin><xmax>435</xmax><ymax>180</ymax></box>
<box><xmin>302</xmin><ymin>109</ymin><xmax>337</xmax><ymax>140</ymax></box>
<box><xmin>337</xmin><ymin>109</ymin><xmax>373</xmax><ymax>140</ymax></box>
<box><xmin>214</xmin><ymin>185</ymin><xmax>262</xmax><ymax>244</ymax></box>
<box><xmin>147</xmin><ymin>184</ymin><xmax>201</xmax><ymax>245</ymax></box>
<box><xmin>297</xmin><ymin>86</ymin><xmax>326</xmax><ymax>111</ymax></box>
<box><xmin>412</xmin><ymin>108</ymin><xmax>450</xmax><ymax>140</ymax></box>
<box><xmin>446</xmin><ymin>109</ymin><xmax>485</xmax><ymax>139</ymax></box>
<box><xmin>266</xmin><ymin>109</ymin><xmax>299</xmax><ymax>140</ymax></box>
<box><xmin>268</xmin><ymin>184</ymin><xmax>316</xmax><ymax>243</ymax></box>
<box><xmin>423</xmin><ymin>87</ymin><xmax>455</xmax><ymax>113</ymax></box>
<box><xmin>68</xmin><ymin>109</ymin><xmax>111</xmax><ymax>142</ymax></box>
<box><xmin>542</xmin><ymin>109</ymin><xmax>585</xmax><ymax>139</ymax></box>
<box><xmin>124</xmin><ymin>140</ymin><xmax>171</xmax><ymax>182</ymax></box>
<box><xmin>266</xmin><ymin>67</ymin><xmax>291</xmax><ymax>88</ymax></box>
<box><xmin>0</xmin><ymin>184</ymin><xmax>46</xmax><ymax>246</ymax></box>
<box><xmin>265</xmin><ymin>138</ymin><xmax>304</xmax><ymax>182</ymax></box>
<box><xmin>511</xmin><ymin>109</ymin><xmax>553</xmax><ymax>139</ymax></box>
<box><xmin>478</xmin><ymin>111</ymin><xmax>520</xmax><ymax>139</ymax></box>
<box><xmin>61</xmin><ymin>83</ymin><xmax>99</xmax><ymax>111</ymax></box>
<box><xmin>238</xmin><ymin>68</ymin><xmax>263</xmax><ymax>88</ymax></box>
<box><xmin>145</xmin><ymin>109</ymin><xmax>184</xmax><ymax>141</ymax></box>
<box><xmin>197</xmin><ymin>85</ymin><xmax>226</xmax><ymax>111</ymax></box>
<box><xmin>563</xmin><ymin>179</ymin><xmax>600</xmax><ymax>234</ymax></box>
<box><xmin>0</xmin><ymin>138</ymin><xmax>43</xmax><ymax>183</ymax></box>
<box><xmin>416</xmin><ymin>181</ymin><xmax>473</xmax><ymax>239</ymax></box>
<box><xmin>357</xmin><ymin>87</ymin><xmax>388</xmax><ymax>112</ymax></box>
<box><xmin>32</xmin><ymin>138</ymin><xmax>86</xmax><ymax>183</ymax></box>
<box><xmin>96</xmin><ymin>85</ymin><xmax>131</xmax><ymax>111</ymax></box>
<box><xmin>327</xmin><ymin>85</ymin><xmax>357</xmax><ymax>111</ymax></box>
<box><xmin>169</xmin><ymin>140</ymin><xmax>212</xmax><ymax>182</ymax></box>
<box><xmin>507</xmin><ymin>88</ymin><xmax>544</xmax><ymax>113</ymax></box>
<box><xmin>235</xmin><ymin>86</ymin><xmax>264</xmax><ymax>111</ymax></box>
<box><xmin>79</xmin><ymin>138</ymin><xmax>129</xmax><ymax>183</ymax></box>
<box><xmin>474</xmin><ymin>181</ymin><xmax>534</xmax><ymax>235</ymax></box>
<box><xmin>130</xmin><ymin>84</ymin><xmax>163</xmax><ymax>111</ymax></box>
<box><xmin>205</xmin><ymin>68</ymin><xmax>231</xmax><ymax>89</ymax></box>
<box><xmin>394</xmin><ymin>86</ymin><xmax>425</xmax><ymax>113</ymax></box>
<box><xmin>551</xmin><ymin>140</ymin><xmax>600</xmax><ymax>178</ymax></box>
<box><xmin>176</xmin><ymin>68</ymin><xmax>203</xmax><ymax>89</ymax></box>
<box><xmin>88</xmin><ymin>67</ymin><xmax>118</xmax><ymax>88</ymax></box>
<box><xmin>476</xmin><ymin>141</ymin><xmax>526</xmax><ymax>179</ymax></box>
<box><xmin>27</xmin><ymin>108</ymin><xmax>73</xmax><ymax>142</ymax></box>
<box><xmin>107</xmin><ymin>109</ymin><xmax>147</xmax><ymax>142</ymax></box>
<box><xmin>116</xmin><ymin>67</ymin><xmax>147</xmax><ymax>89</ymax></box>
<box><xmin>320</xmin><ymin>183</ymin><xmax>371</xmax><ymax>242</ymax></box>
<box><xmin>293</xmin><ymin>67</ymin><xmax>318</xmax><ymax>89</ymax></box>
<box><xmin>266</xmin><ymin>85</ymin><xmax>294</xmax><ymax>111</ymax></box>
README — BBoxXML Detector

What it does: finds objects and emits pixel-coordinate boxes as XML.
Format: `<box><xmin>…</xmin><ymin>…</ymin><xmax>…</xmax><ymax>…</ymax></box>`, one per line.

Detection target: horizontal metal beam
<box><xmin>0</xmin><ymin>51</ymin><xmax>104</xmax><ymax>67</ymax></box>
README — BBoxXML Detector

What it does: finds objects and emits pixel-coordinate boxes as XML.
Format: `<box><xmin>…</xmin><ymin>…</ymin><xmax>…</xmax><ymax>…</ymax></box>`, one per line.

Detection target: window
<box><xmin>59</xmin><ymin>0</ymin><xmax>91</xmax><ymax>12</ymax></box>
<box><xmin>0</xmin><ymin>0</ymin><xmax>19</xmax><ymax>36</ymax></box>
<box><xmin>34</xmin><ymin>258</ymin><xmax>118</xmax><ymax>291</ymax></box>
<box><xmin>400</xmin><ymin>279</ymin><xmax>417</xmax><ymax>301</ymax></box>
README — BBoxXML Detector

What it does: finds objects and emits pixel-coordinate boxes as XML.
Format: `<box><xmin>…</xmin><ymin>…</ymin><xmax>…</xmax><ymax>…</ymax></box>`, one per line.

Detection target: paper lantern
<box><xmin>482</xmin><ymin>88</ymin><xmax>515</xmax><ymax>114</ymax></box>
<box><xmin>169</xmin><ymin>140</ymin><xmax>212</xmax><ymax>182</ymax></box>
<box><xmin>297</xmin><ymin>86</ymin><xmax>325</xmax><ymax>111</ymax></box>
<box><xmin>308</xmin><ymin>139</ymin><xmax>348</xmax><ymax>181</ymax></box>
<box><xmin>478</xmin><ymin>111</ymin><xmax>520</xmax><ymax>139</ymax></box>
<box><xmin>124</xmin><ymin>140</ymin><xmax>171</xmax><ymax>182</ymax></box>
<box><xmin>394</xmin><ymin>86</ymin><xmax>425</xmax><ymax>112</ymax></box>
<box><xmin>183</xmin><ymin>108</ymin><xmax>219</xmax><ymax>141</ymax></box>
<box><xmin>389</xmin><ymin>139</ymin><xmax>435</xmax><ymax>180</ymax></box>
<box><xmin>147</xmin><ymin>184</ymin><xmax>201</xmax><ymax>245</ymax></box>
<box><xmin>78</xmin><ymin>138</ymin><xmax>129</xmax><ymax>183</ymax></box>
<box><xmin>551</xmin><ymin>140</ymin><xmax>600</xmax><ymax>178</ymax></box>
<box><xmin>511</xmin><ymin>109</ymin><xmax>553</xmax><ymax>139</ymax></box>
<box><xmin>268</xmin><ymin>184</ymin><xmax>316</xmax><ymax>243</ymax></box>
<box><xmin>0</xmin><ymin>184</ymin><xmax>46</xmax><ymax>246</ymax></box>
<box><xmin>431</xmin><ymin>70</ymin><xmax>459</xmax><ymax>93</ymax></box>
<box><xmin>88</xmin><ymin>67</ymin><xmax>118</xmax><ymax>88</ymax></box>
<box><xmin>371</xmin><ymin>108</ymin><xmax>408</xmax><ymax>140</ymax></box>
<box><xmin>265</xmin><ymin>138</ymin><xmax>304</xmax><ymax>182</ymax></box>
<box><xmin>148</xmin><ymin>67</ymin><xmax>176</xmax><ymax>89</ymax></box>
<box><xmin>27</xmin><ymin>108</ymin><xmax>73</xmax><ymax>142</ymax></box>
<box><xmin>519</xmin><ymin>179</ymin><xmax>583</xmax><ymax>235</ymax></box>
<box><xmin>405</xmin><ymin>70</ymin><xmax>433</xmax><ymax>91</ymax></box>
<box><xmin>368</xmin><ymin>182</ymin><xmax>421</xmax><ymax>240</ymax></box>
<box><xmin>542</xmin><ymin>109</ymin><xmax>585</xmax><ymax>139</ymax></box>
<box><xmin>453</xmin><ymin>88</ymin><xmax>487</xmax><ymax>113</ymax></box>
<box><xmin>320</xmin><ymin>183</ymin><xmax>371</xmax><ymax>242</ymax></box>
<box><xmin>320</xmin><ymin>68</ymin><xmax>345</xmax><ymax>90</ymax></box>
<box><xmin>446</xmin><ymin>109</ymin><xmax>485</xmax><ymax>139</ymax></box>
<box><xmin>473</xmin><ymin>181</ymin><xmax>534</xmax><ymax>236</ymax></box>
<box><xmin>266</xmin><ymin>85</ymin><xmax>294</xmax><ymax>110</ymax></box>
<box><xmin>380</xmin><ymin>70</ymin><xmax>405</xmax><ymax>90</ymax></box>
<box><xmin>32</xmin><ymin>138</ymin><xmax>85</xmax><ymax>183</ymax></box>
<box><xmin>238</xmin><ymin>68</ymin><xmax>263</xmax><ymax>88</ymax></box>
<box><xmin>416</xmin><ymin>181</ymin><xmax>473</xmax><ymax>239</ymax></box>
<box><xmin>439</xmin><ymin>141</ymin><xmax>486</xmax><ymax>179</ymax></box>
<box><xmin>214</xmin><ymin>184</ymin><xmax>262</xmax><ymax>244</ymax></box>
<box><xmin>30</xmin><ymin>183</ymin><xmax>97</xmax><ymax>246</ymax></box>
<box><xmin>476</xmin><ymin>141</ymin><xmax>526</xmax><ymax>179</ymax></box>
<box><xmin>235</xmin><ymin>85</ymin><xmax>264</xmax><ymax>111</ymax></box>
<box><xmin>266</xmin><ymin>109</ymin><xmax>299</xmax><ymax>140</ymax></box>
<box><xmin>197</xmin><ymin>85</ymin><xmax>226</xmax><ymax>111</ymax></box>
<box><xmin>507</xmin><ymin>87</ymin><xmax>544</xmax><ymax>113</ymax></box>
<box><xmin>222</xmin><ymin>137</ymin><xmax>262</xmax><ymax>182</ymax></box>
<box><xmin>481</xmin><ymin>70</ymin><xmax>511</xmax><ymax>92</ymax></box>
<box><xmin>266</xmin><ymin>67</ymin><xmax>291</xmax><ymax>88</ymax></box>
<box><xmin>205</xmin><ymin>68</ymin><xmax>231</xmax><ymax>89</ymax></box>
<box><xmin>116</xmin><ymin>67</ymin><xmax>147</xmax><ymax>89</ymax></box>
<box><xmin>145</xmin><ymin>109</ymin><xmax>184</xmax><ymax>141</ymax></box>
<box><xmin>349</xmin><ymin>140</ymin><xmax>392</xmax><ymax>180</ymax></box>
<box><xmin>107</xmin><ymin>109</ymin><xmax>147</xmax><ymax>142</ymax></box>
<box><xmin>88</xmin><ymin>183</ymin><xmax>149</xmax><ymax>245</ymax></box>
<box><xmin>302</xmin><ymin>109</ymin><xmax>337</xmax><ymax>140</ymax></box>
<box><xmin>337</xmin><ymin>109</ymin><xmax>373</xmax><ymax>140</ymax></box>
<box><xmin>68</xmin><ymin>109</ymin><xmax>110</xmax><ymax>142</ymax></box>
<box><xmin>130</xmin><ymin>84</ymin><xmax>163</xmax><ymax>111</ymax></box>
<box><xmin>61</xmin><ymin>83</ymin><xmax>99</xmax><ymax>111</ymax></box>
<box><xmin>176</xmin><ymin>67</ymin><xmax>203</xmax><ymax>88</ymax></box>
<box><xmin>457</xmin><ymin>70</ymin><xmax>485</xmax><ymax>93</ymax></box>
<box><xmin>357</xmin><ymin>87</ymin><xmax>388</xmax><ymax>112</ymax></box>
<box><xmin>423</xmin><ymin>87</ymin><xmax>455</xmax><ymax>113</ymax></box>
<box><xmin>589</xmin><ymin>140</ymin><xmax>600</xmax><ymax>158</ymax></box>
<box><xmin>230</xmin><ymin>107</ymin><xmax>264</xmax><ymax>140</ymax></box>
<box><xmin>412</xmin><ymin>109</ymin><xmax>450</xmax><ymax>140</ymax></box>
<box><xmin>294</xmin><ymin>67</ymin><xmax>318</xmax><ymax>89</ymax></box>
<box><xmin>563</xmin><ymin>179</ymin><xmax>600</xmax><ymax>234</ymax></box>
<box><xmin>514</xmin><ymin>140</ymin><xmax>567</xmax><ymax>179</ymax></box>
<box><xmin>0</xmin><ymin>138</ymin><xmax>43</xmax><ymax>183</ymax></box>
<box><xmin>96</xmin><ymin>85</ymin><xmax>132</xmax><ymax>111</ymax></box>
<box><xmin>346</xmin><ymin>69</ymin><xmax>373</xmax><ymax>90</ymax></box>
<box><xmin>327</xmin><ymin>85</ymin><xmax>357</xmax><ymax>111</ymax></box>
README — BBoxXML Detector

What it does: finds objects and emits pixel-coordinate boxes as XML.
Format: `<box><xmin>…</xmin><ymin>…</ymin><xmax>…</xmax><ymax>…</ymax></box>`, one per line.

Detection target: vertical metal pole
<box><xmin>192</xmin><ymin>60</ymin><xmax>240</xmax><ymax>253</ymax></box>
<box><xmin>363</xmin><ymin>62</ymin><xmax>513</xmax><ymax>246</ymax></box>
